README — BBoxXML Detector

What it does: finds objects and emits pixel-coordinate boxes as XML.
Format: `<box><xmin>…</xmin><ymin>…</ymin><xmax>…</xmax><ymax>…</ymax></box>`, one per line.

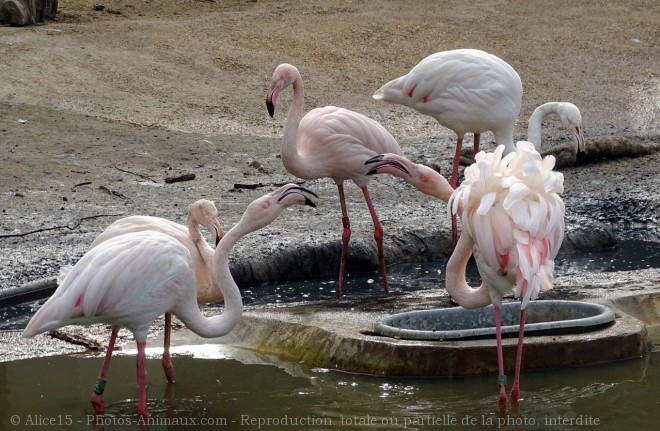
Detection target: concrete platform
<box><xmin>164</xmin><ymin>269</ymin><xmax>660</xmax><ymax>377</ymax></box>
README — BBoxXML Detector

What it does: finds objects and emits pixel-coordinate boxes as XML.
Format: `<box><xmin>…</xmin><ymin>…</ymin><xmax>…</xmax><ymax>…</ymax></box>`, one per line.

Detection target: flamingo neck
<box><xmin>187</xmin><ymin>217</ymin><xmax>214</xmax><ymax>267</ymax></box>
<box><xmin>425</xmin><ymin>168</ymin><xmax>454</xmax><ymax>203</ymax></box>
<box><xmin>176</xmin><ymin>223</ymin><xmax>246</xmax><ymax>338</ymax></box>
<box><xmin>281</xmin><ymin>78</ymin><xmax>313</xmax><ymax>179</ymax></box>
<box><xmin>445</xmin><ymin>233</ymin><xmax>492</xmax><ymax>309</ymax></box>
<box><xmin>527</xmin><ymin>102</ymin><xmax>561</xmax><ymax>151</ymax></box>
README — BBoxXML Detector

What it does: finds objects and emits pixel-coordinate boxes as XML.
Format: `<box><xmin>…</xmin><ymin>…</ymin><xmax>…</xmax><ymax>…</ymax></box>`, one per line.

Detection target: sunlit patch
<box><xmin>118</xmin><ymin>344</ymin><xmax>233</xmax><ymax>360</ymax></box>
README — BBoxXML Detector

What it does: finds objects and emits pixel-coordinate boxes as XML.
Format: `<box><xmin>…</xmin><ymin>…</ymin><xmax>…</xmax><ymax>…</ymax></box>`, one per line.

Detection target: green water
<box><xmin>1</xmin><ymin>342</ymin><xmax>657</xmax><ymax>430</ymax></box>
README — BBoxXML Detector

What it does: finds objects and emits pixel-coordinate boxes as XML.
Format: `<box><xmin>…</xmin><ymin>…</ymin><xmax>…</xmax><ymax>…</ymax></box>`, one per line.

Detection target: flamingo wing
<box><xmin>23</xmin><ymin>231</ymin><xmax>195</xmax><ymax>337</ymax></box>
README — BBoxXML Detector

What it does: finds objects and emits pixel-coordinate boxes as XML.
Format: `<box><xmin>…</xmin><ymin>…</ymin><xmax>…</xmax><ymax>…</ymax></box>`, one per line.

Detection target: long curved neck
<box><xmin>281</xmin><ymin>78</ymin><xmax>314</xmax><ymax>179</ymax></box>
<box><xmin>176</xmin><ymin>224</ymin><xmax>245</xmax><ymax>338</ymax></box>
<box><xmin>445</xmin><ymin>233</ymin><xmax>492</xmax><ymax>308</ymax></box>
<box><xmin>527</xmin><ymin>102</ymin><xmax>560</xmax><ymax>151</ymax></box>
<box><xmin>187</xmin><ymin>217</ymin><xmax>214</xmax><ymax>267</ymax></box>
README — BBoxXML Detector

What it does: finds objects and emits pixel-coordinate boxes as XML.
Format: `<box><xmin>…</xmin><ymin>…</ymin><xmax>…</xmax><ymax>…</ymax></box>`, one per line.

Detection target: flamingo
<box><xmin>22</xmin><ymin>184</ymin><xmax>318</xmax><ymax>417</ymax></box>
<box><xmin>82</xmin><ymin>199</ymin><xmax>224</xmax><ymax>385</ymax></box>
<box><xmin>266</xmin><ymin>63</ymin><xmax>404</xmax><ymax>297</ymax></box>
<box><xmin>373</xmin><ymin>49</ymin><xmax>523</xmax><ymax>190</ymax></box>
<box><xmin>373</xmin><ymin>49</ymin><xmax>581</xmax><ymax>241</ymax></box>
<box><xmin>527</xmin><ymin>102</ymin><xmax>586</xmax><ymax>164</ymax></box>
<box><xmin>367</xmin><ymin>142</ymin><xmax>565</xmax><ymax>410</ymax></box>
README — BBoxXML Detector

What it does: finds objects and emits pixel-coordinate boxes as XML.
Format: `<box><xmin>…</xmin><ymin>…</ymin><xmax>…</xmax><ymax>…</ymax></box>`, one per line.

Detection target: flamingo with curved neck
<box><xmin>74</xmin><ymin>199</ymin><xmax>225</xmax><ymax>385</ymax></box>
<box><xmin>22</xmin><ymin>184</ymin><xmax>317</xmax><ymax>417</ymax></box>
<box><xmin>267</xmin><ymin>63</ymin><xmax>404</xmax><ymax>297</ymax></box>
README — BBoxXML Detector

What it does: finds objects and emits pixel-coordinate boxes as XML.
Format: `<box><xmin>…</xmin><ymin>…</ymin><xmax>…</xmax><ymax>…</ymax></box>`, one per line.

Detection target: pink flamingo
<box><xmin>74</xmin><ymin>199</ymin><xmax>224</xmax><ymax>389</ymax></box>
<box><xmin>266</xmin><ymin>63</ymin><xmax>404</xmax><ymax>297</ymax></box>
<box><xmin>22</xmin><ymin>184</ymin><xmax>317</xmax><ymax>417</ymax></box>
<box><xmin>367</xmin><ymin>142</ymin><xmax>565</xmax><ymax>410</ymax></box>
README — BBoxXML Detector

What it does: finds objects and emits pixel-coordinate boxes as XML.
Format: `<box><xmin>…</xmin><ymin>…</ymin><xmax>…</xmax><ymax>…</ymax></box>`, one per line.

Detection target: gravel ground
<box><xmin>1</xmin><ymin>0</ymin><xmax>659</xmax><ymax>292</ymax></box>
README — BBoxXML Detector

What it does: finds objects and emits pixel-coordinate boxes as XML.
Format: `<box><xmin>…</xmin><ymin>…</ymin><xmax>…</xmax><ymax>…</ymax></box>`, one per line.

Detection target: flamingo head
<box><xmin>557</xmin><ymin>103</ymin><xmax>587</xmax><ymax>164</ymax></box>
<box><xmin>365</xmin><ymin>153</ymin><xmax>454</xmax><ymax>203</ymax></box>
<box><xmin>238</xmin><ymin>184</ymin><xmax>318</xmax><ymax>233</ymax></box>
<box><xmin>266</xmin><ymin>63</ymin><xmax>301</xmax><ymax>118</ymax></box>
<box><xmin>189</xmin><ymin>199</ymin><xmax>224</xmax><ymax>246</ymax></box>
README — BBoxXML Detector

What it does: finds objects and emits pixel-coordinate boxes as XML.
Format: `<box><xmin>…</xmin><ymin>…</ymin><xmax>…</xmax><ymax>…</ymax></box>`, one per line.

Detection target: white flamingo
<box><xmin>373</xmin><ymin>49</ymin><xmax>581</xmax><ymax>240</ymax></box>
<box><xmin>367</xmin><ymin>142</ymin><xmax>565</xmax><ymax>410</ymax></box>
<box><xmin>22</xmin><ymin>184</ymin><xmax>317</xmax><ymax>417</ymax></box>
<box><xmin>266</xmin><ymin>63</ymin><xmax>404</xmax><ymax>297</ymax></box>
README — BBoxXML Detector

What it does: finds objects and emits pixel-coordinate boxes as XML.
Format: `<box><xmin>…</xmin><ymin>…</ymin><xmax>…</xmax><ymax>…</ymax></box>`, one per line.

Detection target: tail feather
<box><xmin>22</xmin><ymin>296</ymin><xmax>71</xmax><ymax>338</ymax></box>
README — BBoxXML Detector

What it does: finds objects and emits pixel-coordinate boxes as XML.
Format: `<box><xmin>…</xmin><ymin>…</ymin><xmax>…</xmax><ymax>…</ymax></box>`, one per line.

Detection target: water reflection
<box><xmin>0</xmin><ymin>345</ymin><xmax>656</xmax><ymax>430</ymax></box>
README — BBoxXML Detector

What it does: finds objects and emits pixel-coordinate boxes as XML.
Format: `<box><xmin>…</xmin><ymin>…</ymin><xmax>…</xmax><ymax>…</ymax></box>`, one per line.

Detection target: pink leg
<box><xmin>91</xmin><ymin>325</ymin><xmax>119</xmax><ymax>415</ymax></box>
<box><xmin>336</xmin><ymin>182</ymin><xmax>351</xmax><ymax>298</ymax></box>
<box><xmin>510</xmin><ymin>308</ymin><xmax>526</xmax><ymax>403</ymax></box>
<box><xmin>450</xmin><ymin>136</ymin><xmax>464</xmax><ymax>248</ymax></box>
<box><xmin>136</xmin><ymin>341</ymin><xmax>149</xmax><ymax>417</ymax></box>
<box><xmin>473</xmin><ymin>133</ymin><xmax>480</xmax><ymax>162</ymax></box>
<box><xmin>361</xmin><ymin>186</ymin><xmax>389</xmax><ymax>294</ymax></box>
<box><xmin>161</xmin><ymin>313</ymin><xmax>175</xmax><ymax>383</ymax></box>
<box><xmin>494</xmin><ymin>306</ymin><xmax>508</xmax><ymax>412</ymax></box>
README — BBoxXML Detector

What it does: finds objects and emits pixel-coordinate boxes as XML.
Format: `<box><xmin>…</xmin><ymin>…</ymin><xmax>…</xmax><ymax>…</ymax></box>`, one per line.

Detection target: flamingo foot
<box><xmin>510</xmin><ymin>385</ymin><xmax>520</xmax><ymax>404</ymax></box>
<box><xmin>161</xmin><ymin>357</ymin><xmax>175</xmax><ymax>384</ymax></box>
<box><xmin>91</xmin><ymin>393</ymin><xmax>105</xmax><ymax>415</ymax></box>
<box><xmin>498</xmin><ymin>385</ymin><xmax>508</xmax><ymax>412</ymax></box>
<box><xmin>90</xmin><ymin>377</ymin><xmax>107</xmax><ymax>414</ymax></box>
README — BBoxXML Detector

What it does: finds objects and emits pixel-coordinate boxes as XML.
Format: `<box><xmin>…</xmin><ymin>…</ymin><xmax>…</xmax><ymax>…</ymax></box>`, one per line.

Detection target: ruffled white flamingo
<box><xmin>367</xmin><ymin>142</ymin><xmax>565</xmax><ymax>410</ymax></box>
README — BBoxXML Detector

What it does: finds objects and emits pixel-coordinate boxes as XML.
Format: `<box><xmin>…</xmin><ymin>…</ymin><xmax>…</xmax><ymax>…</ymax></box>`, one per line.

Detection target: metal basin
<box><xmin>374</xmin><ymin>300</ymin><xmax>616</xmax><ymax>340</ymax></box>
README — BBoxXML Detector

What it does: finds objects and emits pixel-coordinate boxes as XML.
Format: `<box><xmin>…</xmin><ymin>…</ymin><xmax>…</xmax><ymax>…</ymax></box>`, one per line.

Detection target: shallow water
<box><xmin>240</xmin><ymin>239</ymin><xmax>660</xmax><ymax>304</ymax></box>
<box><xmin>2</xmin><ymin>239</ymin><xmax>659</xmax><ymax>331</ymax></box>
<box><xmin>0</xmin><ymin>342</ymin><xmax>657</xmax><ymax>431</ymax></box>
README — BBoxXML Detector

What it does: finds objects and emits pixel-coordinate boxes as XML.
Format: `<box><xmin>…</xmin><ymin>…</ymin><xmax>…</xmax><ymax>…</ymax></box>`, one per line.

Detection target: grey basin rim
<box><xmin>373</xmin><ymin>300</ymin><xmax>616</xmax><ymax>340</ymax></box>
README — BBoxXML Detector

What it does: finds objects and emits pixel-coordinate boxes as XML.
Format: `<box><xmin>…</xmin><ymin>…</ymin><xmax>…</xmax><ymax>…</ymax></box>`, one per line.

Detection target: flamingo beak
<box><xmin>266</xmin><ymin>98</ymin><xmax>275</xmax><ymax>118</ymax></box>
<box><xmin>266</xmin><ymin>83</ymin><xmax>281</xmax><ymax>118</ymax></box>
<box><xmin>364</xmin><ymin>154</ymin><xmax>411</xmax><ymax>176</ymax></box>
<box><xmin>278</xmin><ymin>185</ymin><xmax>319</xmax><ymax>208</ymax></box>
<box><xmin>211</xmin><ymin>225</ymin><xmax>222</xmax><ymax>247</ymax></box>
<box><xmin>574</xmin><ymin>126</ymin><xmax>587</xmax><ymax>166</ymax></box>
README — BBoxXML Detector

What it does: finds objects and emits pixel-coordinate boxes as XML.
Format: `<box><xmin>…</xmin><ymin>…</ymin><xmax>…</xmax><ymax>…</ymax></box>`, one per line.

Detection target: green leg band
<box><xmin>93</xmin><ymin>378</ymin><xmax>107</xmax><ymax>395</ymax></box>
<box><xmin>497</xmin><ymin>374</ymin><xmax>507</xmax><ymax>386</ymax></box>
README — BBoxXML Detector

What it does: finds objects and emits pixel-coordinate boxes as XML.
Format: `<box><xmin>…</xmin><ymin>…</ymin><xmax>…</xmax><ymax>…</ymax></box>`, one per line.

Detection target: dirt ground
<box><xmin>1</xmin><ymin>0</ymin><xmax>659</xmax><ymax>292</ymax></box>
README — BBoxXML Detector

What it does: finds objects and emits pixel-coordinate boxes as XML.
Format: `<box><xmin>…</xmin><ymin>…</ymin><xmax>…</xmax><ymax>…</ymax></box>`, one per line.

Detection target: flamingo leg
<box><xmin>136</xmin><ymin>341</ymin><xmax>149</xmax><ymax>417</ymax></box>
<box><xmin>91</xmin><ymin>325</ymin><xmax>119</xmax><ymax>415</ymax></box>
<box><xmin>161</xmin><ymin>313</ymin><xmax>175</xmax><ymax>383</ymax></box>
<box><xmin>336</xmin><ymin>182</ymin><xmax>351</xmax><ymax>298</ymax></box>
<box><xmin>449</xmin><ymin>136</ymin><xmax>464</xmax><ymax>248</ymax></box>
<box><xmin>473</xmin><ymin>133</ymin><xmax>480</xmax><ymax>162</ymax></box>
<box><xmin>494</xmin><ymin>306</ymin><xmax>508</xmax><ymax>412</ymax></box>
<box><xmin>510</xmin><ymin>308</ymin><xmax>526</xmax><ymax>403</ymax></box>
<box><xmin>361</xmin><ymin>186</ymin><xmax>389</xmax><ymax>295</ymax></box>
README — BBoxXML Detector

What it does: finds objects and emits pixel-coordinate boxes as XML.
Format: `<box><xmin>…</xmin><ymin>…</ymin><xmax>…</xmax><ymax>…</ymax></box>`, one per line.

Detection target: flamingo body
<box><xmin>23</xmin><ymin>184</ymin><xmax>317</xmax><ymax>417</ymax></box>
<box><xmin>267</xmin><ymin>63</ymin><xmax>403</xmax><ymax>296</ymax></box>
<box><xmin>89</xmin><ymin>199</ymin><xmax>224</xmax><ymax>303</ymax></box>
<box><xmin>374</xmin><ymin>49</ymin><xmax>523</xmax><ymax>147</ymax></box>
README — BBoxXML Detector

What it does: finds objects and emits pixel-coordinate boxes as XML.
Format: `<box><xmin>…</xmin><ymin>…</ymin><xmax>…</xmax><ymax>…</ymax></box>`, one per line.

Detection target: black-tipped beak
<box><xmin>364</xmin><ymin>154</ymin><xmax>386</xmax><ymax>165</ymax></box>
<box><xmin>575</xmin><ymin>149</ymin><xmax>587</xmax><ymax>167</ymax></box>
<box><xmin>213</xmin><ymin>225</ymin><xmax>221</xmax><ymax>247</ymax></box>
<box><xmin>278</xmin><ymin>185</ymin><xmax>319</xmax><ymax>208</ymax></box>
<box><xmin>574</xmin><ymin>127</ymin><xmax>587</xmax><ymax>167</ymax></box>
<box><xmin>266</xmin><ymin>99</ymin><xmax>275</xmax><ymax>118</ymax></box>
<box><xmin>364</xmin><ymin>154</ymin><xmax>410</xmax><ymax>176</ymax></box>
